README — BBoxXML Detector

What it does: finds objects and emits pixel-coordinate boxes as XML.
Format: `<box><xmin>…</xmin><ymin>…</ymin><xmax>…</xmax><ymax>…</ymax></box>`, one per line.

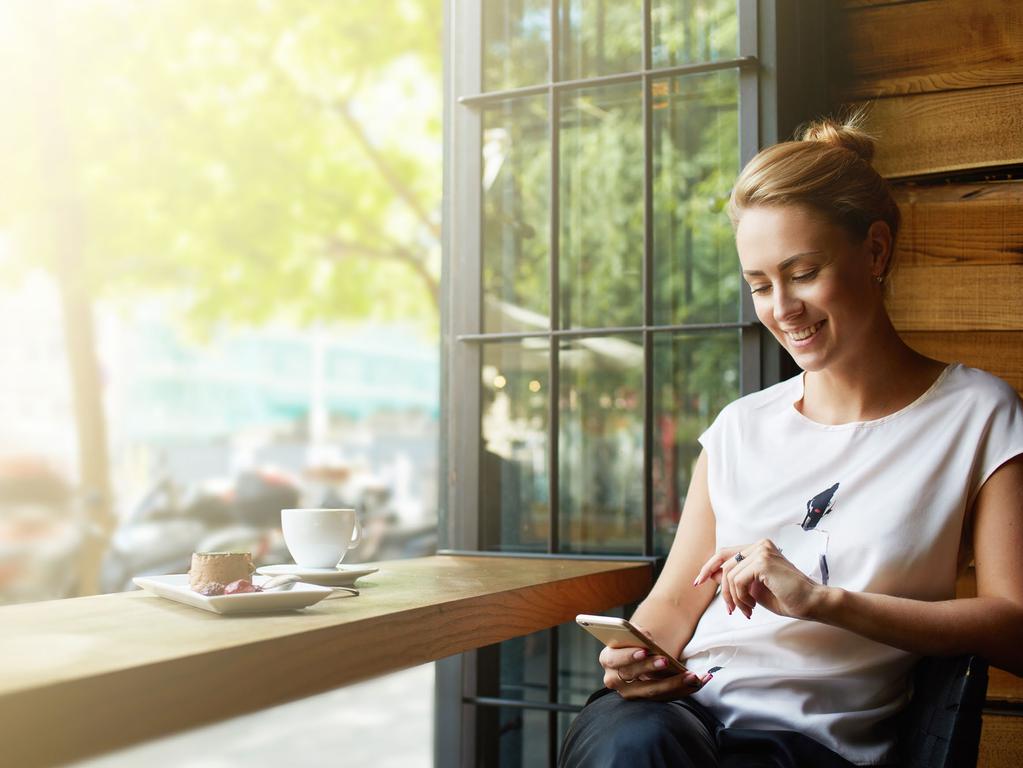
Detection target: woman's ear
<box><xmin>866</xmin><ymin>220</ymin><xmax>892</xmax><ymax>279</ymax></box>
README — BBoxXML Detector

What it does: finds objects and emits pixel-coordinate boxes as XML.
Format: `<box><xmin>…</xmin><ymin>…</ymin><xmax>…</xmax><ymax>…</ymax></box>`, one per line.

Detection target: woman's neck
<box><xmin>798</xmin><ymin>322</ymin><xmax>947</xmax><ymax>425</ymax></box>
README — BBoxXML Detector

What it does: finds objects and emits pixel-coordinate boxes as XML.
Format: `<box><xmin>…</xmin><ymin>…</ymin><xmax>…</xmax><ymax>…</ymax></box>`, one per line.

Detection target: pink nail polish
<box><xmin>633</xmin><ymin>649</ymin><xmax>647</xmax><ymax>660</ymax></box>
<box><xmin>653</xmin><ymin>658</ymin><xmax>666</xmax><ymax>669</ymax></box>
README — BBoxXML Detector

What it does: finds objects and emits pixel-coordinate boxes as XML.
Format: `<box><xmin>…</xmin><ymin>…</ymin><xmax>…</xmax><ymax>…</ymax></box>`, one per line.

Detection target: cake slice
<box><xmin>189</xmin><ymin>552</ymin><xmax>255</xmax><ymax>596</ymax></box>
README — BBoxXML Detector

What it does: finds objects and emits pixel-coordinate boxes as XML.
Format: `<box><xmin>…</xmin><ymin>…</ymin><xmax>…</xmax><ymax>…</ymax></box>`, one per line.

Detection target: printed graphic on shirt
<box><xmin>801</xmin><ymin>482</ymin><xmax>839</xmax><ymax>531</ymax></box>
<box><xmin>777</xmin><ymin>483</ymin><xmax>840</xmax><ymax>586</ymax></box>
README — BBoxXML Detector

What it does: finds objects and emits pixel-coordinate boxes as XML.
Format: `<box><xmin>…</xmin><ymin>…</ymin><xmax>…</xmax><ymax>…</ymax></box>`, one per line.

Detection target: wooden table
<box><xmin>0</xmin><ymin>555</ymin><xmax>651</xmax><ymax>767</ymax></box>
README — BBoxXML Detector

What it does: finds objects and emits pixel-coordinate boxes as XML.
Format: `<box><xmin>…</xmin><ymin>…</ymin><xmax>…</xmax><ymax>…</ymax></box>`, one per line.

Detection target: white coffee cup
<box><xmin>281</xmin><ymin>508</ymin><xmax>362</xmax><ymax>569</ymax></box>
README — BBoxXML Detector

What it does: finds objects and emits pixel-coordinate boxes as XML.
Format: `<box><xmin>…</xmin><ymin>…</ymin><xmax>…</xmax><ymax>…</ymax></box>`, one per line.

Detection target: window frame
<box><xmin>437</xmin><ymin>1</ymin><xmax>831</xmax><ymax>765</ymax></box>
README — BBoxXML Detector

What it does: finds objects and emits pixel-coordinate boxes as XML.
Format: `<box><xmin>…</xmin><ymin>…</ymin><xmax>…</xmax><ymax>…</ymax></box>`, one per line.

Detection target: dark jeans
<box><xmin>558</xmin><ymin>688</ymin><xmax>867</xmax><ymax>768</ymax></box>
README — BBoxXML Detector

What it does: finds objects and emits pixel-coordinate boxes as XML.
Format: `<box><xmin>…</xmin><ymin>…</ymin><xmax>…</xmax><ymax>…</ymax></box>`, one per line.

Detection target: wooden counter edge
<box><xmin>1</xmin><ymin>559</ymin><xmax>651</xmax><ymax>767</ymax></box>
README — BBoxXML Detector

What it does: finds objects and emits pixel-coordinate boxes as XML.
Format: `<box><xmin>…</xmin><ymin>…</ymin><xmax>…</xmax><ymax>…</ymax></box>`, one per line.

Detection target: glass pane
<box><xmin>483</xmin><ymin>96</ymin><xmax>551</xmax><ymax>333</ymax></box>
<box><xmin>559</xmin><ymin>83</ymin><xmax>644</xmax><ymax>330</ymax></box>
<box><xmin>484</xmin><ymin>0</ymin><xmax>551</xmax><ymax>91</ymax></box>
<box><xmin>558</xmin><ymin>334</ymin><xmax>643</xmax><ymax>554</ymax></box>
<box><xmin>499</xmin><ymin>631</ymin><xmax>550</xmax><ymax>704</ymax></box>
<box><xmin>481</xmin><ymin>340</ymin><xmax>550</xmax><ymax>551</ymax></box>
<box><xmin>652</xmin><ymin>70</ymin><xmax>740</xmax><ymax>325</ymax></box>
<box><xmin>558</xmin><ymin>0</ymin><xmax>643</xmax><ymax>81</ymax></box>
<box><xmin>497</xmin><ymin>706</ymin><xmax>549</xmax><ymax>767</ymax></box>
<box><xmin>652</xmin><ymin>330</ymin><xmax>739</xmax><ymax>554</ymax></box>
<box><xmin>651</xmin><ymin>0</ymin><xmax>739</xmax><ymax>68</ymax></box>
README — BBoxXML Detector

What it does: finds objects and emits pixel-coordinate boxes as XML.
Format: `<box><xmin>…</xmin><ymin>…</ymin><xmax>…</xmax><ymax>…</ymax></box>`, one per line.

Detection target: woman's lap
<box><xmin>558</xmin><ymin>688</ymin><xmax>859</xmax><ymax>768</ymax></box>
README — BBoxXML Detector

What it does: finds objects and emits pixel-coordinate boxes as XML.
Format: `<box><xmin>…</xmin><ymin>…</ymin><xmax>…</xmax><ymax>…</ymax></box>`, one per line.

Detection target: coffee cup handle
<box><xmin>348</xmin><ymin>519</ymin><xmax>362</xmax><ymax>550</ymax></box>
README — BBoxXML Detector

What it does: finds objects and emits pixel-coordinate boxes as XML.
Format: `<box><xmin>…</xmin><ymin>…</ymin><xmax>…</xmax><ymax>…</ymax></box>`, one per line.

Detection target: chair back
<box><xmin>898</xmin><ymin>655</ymin><xmax>988</xmax><ymax>768</ymax></box>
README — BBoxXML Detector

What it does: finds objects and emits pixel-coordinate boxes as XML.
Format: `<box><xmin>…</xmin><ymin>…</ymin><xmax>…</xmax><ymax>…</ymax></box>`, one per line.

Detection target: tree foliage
<box><xmin>0</xmin><ymin>0</ymin><xmax>442</xmax><ymax>334</ymax></box>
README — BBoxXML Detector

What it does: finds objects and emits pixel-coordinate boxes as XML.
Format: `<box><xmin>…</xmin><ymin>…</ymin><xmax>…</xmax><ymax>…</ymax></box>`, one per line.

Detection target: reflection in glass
<box><xmin>651</xmin><ymin>0</ymin><xmax>739</xmax><ymax>68</ymax></box>
<box><xmin>559</xmin><ymin>83</ymin><xmax>644</xmax><ymax>330</ymax></box>
<box><xmin>484</xmin><ymin>0</ymin><xmax>551</xmax><ymax>92</ymax></box>
<box><xmin>496</xmin><ymin>706</ymin><xmax>548</xmax><ymax>767</ymax></box>
<box><xmin>558</xmin><ymin>0</ymin><xmax>643</xmax><ymax>81</ymax></box>
<box><xmin>652</xmin><ymin>70</ymin><xmax>740</xmax><ymax>325</ymax></box>
<box><xmin>652</xmin><ymin>331</ymin><xmax>739</xmax><ymax>554</ymax></box>
<box><xmin>559</xmin><ymin>334</ymin><xmax>643</xmax><ymax>555</ymax></box>
<box><xmin>481</xmin><ymin>341</ymin><xmax>550</xmax><ymax>552</ymax></box>
<box><xmin>483</xmin><ymin>96</ymin><xmax>551</xmax><ymax>333</ymax></box>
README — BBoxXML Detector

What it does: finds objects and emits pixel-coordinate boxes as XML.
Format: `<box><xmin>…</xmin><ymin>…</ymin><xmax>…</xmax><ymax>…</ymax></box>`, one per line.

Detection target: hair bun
<box><xmin>798</xmin><ymin>111</ymin><xmax>876</xmax><ymax>164</ymax></box>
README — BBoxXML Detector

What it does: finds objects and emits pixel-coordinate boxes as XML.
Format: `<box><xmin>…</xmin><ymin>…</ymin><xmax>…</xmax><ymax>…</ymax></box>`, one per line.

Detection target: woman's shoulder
<box><xmin>942</xmin><ymin>362</ymin><xmax>1022</xmax><ymax>408</ymax></box>
<box><xmin>717</xmin><ymin>373</ymin><xmax>802</xmax><ymax>421</ymax></box>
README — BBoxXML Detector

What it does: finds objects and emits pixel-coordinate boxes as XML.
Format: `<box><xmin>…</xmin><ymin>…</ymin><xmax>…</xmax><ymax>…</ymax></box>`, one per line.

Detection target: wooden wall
<box><xmin>829</xmin><ymin>1</ymin><xmax>1023</xmax><ymax>765</ymax></box>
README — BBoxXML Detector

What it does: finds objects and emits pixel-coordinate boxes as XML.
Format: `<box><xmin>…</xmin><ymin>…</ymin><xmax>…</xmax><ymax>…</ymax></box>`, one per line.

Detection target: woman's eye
<box><xmin>750</xmin><ymin>285</ymin><xmax>770</xmax><ymax>295</ymax></box>
<box><xmin>792</xmin><ymin>270</ymin><xmax>818</xmax><ymax>282</ymax></box>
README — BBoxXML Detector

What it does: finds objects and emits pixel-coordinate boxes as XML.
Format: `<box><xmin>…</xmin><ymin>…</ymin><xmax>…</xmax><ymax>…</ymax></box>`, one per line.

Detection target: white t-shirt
<box><xmin>683</xmin><ymin>363</ymin><xmax>1023</xmax><ymax>766</ymax></box>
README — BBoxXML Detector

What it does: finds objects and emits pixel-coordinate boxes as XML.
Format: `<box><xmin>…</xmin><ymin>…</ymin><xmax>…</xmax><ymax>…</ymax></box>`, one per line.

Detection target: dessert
<box><xmin>189</xmin><ymin>552</ymin><xmax>255</xmax><ymax>596</ymax></box>
<box><xmin>223</xmin><ymin>578</ymin><xmax>263</xmax><ymax>595</ymax></box>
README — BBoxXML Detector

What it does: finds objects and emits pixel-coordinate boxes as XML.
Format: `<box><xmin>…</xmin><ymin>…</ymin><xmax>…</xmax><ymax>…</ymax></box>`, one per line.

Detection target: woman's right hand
<box><xmin>599</xmin><ymin>638</ymin><xmax>712</xmax><ymax>702</ymax></box>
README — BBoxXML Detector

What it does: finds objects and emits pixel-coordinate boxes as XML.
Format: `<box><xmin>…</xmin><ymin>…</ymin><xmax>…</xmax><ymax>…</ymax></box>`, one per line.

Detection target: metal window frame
<box><xmin>437</xmin><ymin>2</ymin><xmax>831</xmax><ymax>765</ymax></box>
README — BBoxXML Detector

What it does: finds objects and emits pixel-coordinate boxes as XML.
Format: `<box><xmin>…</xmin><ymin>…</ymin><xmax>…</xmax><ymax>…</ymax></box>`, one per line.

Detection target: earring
<box><xmin>875</xmin><ymin>275</ymin><xmax>884</xmax><ymax>284</ymax></box>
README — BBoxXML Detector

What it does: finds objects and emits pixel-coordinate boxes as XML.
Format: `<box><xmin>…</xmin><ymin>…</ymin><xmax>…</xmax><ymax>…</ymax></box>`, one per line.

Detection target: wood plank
<box><xmin>834</xmin><ymin>0</ymin><xmax>1023</xmax><ymax>99</ymax></box>
<box><xmin>900</xmin><ymin>332</ymin><xmax>1023</xmax><ymax>393</ymax></box>
<box><xmin>978</xmin><ymin>714</ymin><xmax>1023</xmax><ymax>768</ymax></box>
<box><xmin>0</xmin><ymin>556</ymin><xmax>652</xmax><ymax>767</ymax></box>
<box><xmin>851</xmin><ymin>84</ymin><xmax>1023</xmax><ymax>178</ymax></box>
<box><xmin>886</xmin><ymin>264</ymin><xmax>1023</xmax><ymax>330</ymax></box>
<box><xmin>892</xmin><ymin>182</ymin><xmax>1023</xmax><ymax>268</ymax></box>
<box><xmin>988</xmin><ymin>668</ymin><xmax>1023</xmax><ymax>703</ymax></box>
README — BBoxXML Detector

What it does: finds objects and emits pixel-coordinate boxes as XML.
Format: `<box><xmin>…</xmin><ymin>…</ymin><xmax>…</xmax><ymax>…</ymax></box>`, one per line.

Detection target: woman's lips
<box><xmin>785</xmin><ymin>320</ymin><xmax>825</xmax><ymax>347</ymax></box>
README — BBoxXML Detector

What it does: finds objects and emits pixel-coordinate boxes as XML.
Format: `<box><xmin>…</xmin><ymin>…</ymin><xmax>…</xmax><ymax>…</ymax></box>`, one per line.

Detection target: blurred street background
<box><xmin>0</xmin><ymin>0</ymin><xmax>442</xmax><ymax>605</ymax></box>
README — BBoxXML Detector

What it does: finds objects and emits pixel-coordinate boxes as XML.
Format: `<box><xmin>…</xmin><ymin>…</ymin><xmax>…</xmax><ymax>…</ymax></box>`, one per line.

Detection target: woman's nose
<box><xmin>773</xmin><ymin>286</ymin><xmax>804</xmax><ymax>323</ymax></box>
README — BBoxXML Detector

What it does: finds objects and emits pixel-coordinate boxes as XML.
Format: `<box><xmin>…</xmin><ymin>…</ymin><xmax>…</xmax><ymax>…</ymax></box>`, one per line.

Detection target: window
<box><xmin>440</xmin><ymin>0</ymin><xmax>820</xmax><ymax>764</ymax></box>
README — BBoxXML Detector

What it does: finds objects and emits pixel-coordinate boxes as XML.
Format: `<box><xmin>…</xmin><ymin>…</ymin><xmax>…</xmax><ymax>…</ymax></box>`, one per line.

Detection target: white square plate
<box><xmin>133</xmin><ymin>574</ymin><xmax>333</xmax><ymax>614</ymax></box>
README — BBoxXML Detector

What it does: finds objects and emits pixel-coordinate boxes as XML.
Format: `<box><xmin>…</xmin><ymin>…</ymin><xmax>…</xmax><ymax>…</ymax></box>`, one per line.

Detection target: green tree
<box><xmin>0</xmin><ymin>0</ymin><xmax>441</xmax><ymax>592</ymax></box>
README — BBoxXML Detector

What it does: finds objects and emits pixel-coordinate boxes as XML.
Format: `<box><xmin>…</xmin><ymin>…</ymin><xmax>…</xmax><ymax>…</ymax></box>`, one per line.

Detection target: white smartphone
<box><xmin>575</xmin><ymin>614</ymin><xmax>690</xmax><ymax>675</ymax></box>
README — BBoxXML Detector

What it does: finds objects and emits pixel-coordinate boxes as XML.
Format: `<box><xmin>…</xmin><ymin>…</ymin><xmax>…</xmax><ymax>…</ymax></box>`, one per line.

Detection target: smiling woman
<box><xmin>559</xmin><ymin>113</ymin><xmax>1023</xmax><ymax>768</ymax></box>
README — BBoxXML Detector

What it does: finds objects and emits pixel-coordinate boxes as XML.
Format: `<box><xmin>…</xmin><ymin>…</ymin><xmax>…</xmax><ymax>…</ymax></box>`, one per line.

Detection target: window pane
<box><xmin>652</xmin><ymin>330</ymin><xmax>739</xmax><ymax>554</ymax></box>
<box><xmin>481</xmin><ymin>340</ymin><xmax>550</xmax><ymax>552</ymax></box>
<box><xmin>558</xmin><ymin>0</ymin><xmax>643</xmax><ymax>81</ymax></box>
<box><xmin>651</xmin><ymin>0</ymin><xmax>739</xmax><ymax>68</ymax></box>
<box><xmin>497</xmin><ymin>706</ymin><xmax>549</xmax><ymax>767</ymax></box>
<box><xmin>483</xmin><ymin>96</ymin><xmax>551</xmax><ymax>333</ymax></box>
<box><xmin>559</xmin><ymin>83</ymin><xmax>644</xmax><ymax>330</ymax></box>
<box><xmin>652</xmin><ymin>70</ymin><xmax>740</xmax><ymax>325</ymax></box>
<box><xmin>484</xmin><ymin>0</ymin><xmax>551</xmax><ymax>92</ymax></box>
<box><xmin>558</xmin><ymin>334</ymin><xmax>643</xmax><ymax>555</ymax></box>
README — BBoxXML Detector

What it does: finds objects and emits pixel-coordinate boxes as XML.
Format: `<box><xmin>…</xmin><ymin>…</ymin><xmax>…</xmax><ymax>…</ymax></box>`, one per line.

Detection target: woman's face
<box><xmin>735</xmin><ymin>205</ymin><xmax>888</xmax><ymax>373</ymax></box>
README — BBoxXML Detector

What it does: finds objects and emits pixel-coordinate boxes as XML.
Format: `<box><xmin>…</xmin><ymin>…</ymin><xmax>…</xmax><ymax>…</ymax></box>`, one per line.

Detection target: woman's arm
<box><xmin>630</xmin><ymin>449</ymin><xmax>719</xmax><ymax>656</ymax></box>
<box><xmin>695</xmin><ymin>455</ymin><xmax>1023</xmax><ymax>676</ymax></box>
<box><xmin>599</xmin><ymin>450</ymin><xmax>719</xmax><ymax>699</ymax></box>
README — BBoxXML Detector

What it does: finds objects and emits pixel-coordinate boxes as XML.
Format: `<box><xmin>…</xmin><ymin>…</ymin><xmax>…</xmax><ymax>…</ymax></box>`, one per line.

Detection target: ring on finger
<box><xmin>734</xmin><ymin>552</ymin><xmax>745</xmax><ymax>563</ymax></box>
<box><xmin>617</xmin><ymin>668</ymin><xmax>636</xmax><ymax>684</ymax></box>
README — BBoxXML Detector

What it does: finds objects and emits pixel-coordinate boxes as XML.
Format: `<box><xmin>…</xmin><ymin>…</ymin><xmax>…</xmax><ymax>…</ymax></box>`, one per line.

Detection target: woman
<box><xmin>559</xmin><ymin>114</ymin><xmax>1023</xmax><ymax>767</ymax></box>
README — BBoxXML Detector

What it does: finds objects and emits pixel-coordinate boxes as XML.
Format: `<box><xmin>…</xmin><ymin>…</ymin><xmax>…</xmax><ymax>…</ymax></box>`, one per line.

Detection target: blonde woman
<box><xmin>559</xmin><ymin>115</ymin><xmax>1023</xmax><ymax>768</ymax></box>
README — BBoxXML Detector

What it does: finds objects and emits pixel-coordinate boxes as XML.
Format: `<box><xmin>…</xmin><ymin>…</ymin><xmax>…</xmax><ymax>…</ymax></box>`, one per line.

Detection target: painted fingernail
<box><xmin>633</xmin><ymin>649</ymin><xmax>647</xmax><ymax>660</ymax></box>
<box><xmin>692</xmin><ymin>578</ymin><xmax>699</xmax><ymax>586</ymax></box>
<box><xmin>653</xmin><ymin>658</ymin><xmax>666</xmax><ymax>669</ymax></box>
<box><xmin>704</xmin><ymin>674</ymin><xmax>714</xmax><ymax>684</ymax></box>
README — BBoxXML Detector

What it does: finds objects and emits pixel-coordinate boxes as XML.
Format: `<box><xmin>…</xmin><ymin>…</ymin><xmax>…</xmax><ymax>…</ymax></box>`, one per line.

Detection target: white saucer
<box><xmin>256</xmin><ymin>563</ymin><xmax>379</xmax><ymax>587</ymax></box>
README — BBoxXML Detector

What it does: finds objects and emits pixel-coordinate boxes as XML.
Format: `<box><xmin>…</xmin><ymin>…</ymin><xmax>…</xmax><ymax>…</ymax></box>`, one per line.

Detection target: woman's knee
<box><xmin>559</xmin><ymin>692</ymin><xmax>717</xmax><ymax>768</ymax></box>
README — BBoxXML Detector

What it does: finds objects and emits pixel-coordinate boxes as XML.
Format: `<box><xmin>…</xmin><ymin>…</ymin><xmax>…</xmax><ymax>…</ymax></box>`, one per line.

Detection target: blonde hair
<box><xmin>727</xmin><ymin>108</ymin><xmax>901</xmax><ymax>281</ymax></box>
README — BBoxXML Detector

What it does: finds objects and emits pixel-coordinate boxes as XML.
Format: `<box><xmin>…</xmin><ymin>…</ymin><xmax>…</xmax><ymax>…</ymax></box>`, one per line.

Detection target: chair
<box><xmin>898</xmin><ymin>655</ymin><xmax>988</xmax><ymax>768</ymax></box>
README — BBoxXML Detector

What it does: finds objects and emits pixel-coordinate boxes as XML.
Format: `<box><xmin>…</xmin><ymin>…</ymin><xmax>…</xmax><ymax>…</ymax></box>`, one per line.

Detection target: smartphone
<box><xmin>575</xmin><ymin>614</ymin><xmax>690</xmax><ymax>674</ymax></box>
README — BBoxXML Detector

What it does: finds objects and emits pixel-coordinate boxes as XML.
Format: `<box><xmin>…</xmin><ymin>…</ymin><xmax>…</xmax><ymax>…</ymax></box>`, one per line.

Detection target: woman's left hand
<box><xmin>693</xmin><ymin>539</ymin><xmax>828</xmax><ymax>621</ymax></box>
